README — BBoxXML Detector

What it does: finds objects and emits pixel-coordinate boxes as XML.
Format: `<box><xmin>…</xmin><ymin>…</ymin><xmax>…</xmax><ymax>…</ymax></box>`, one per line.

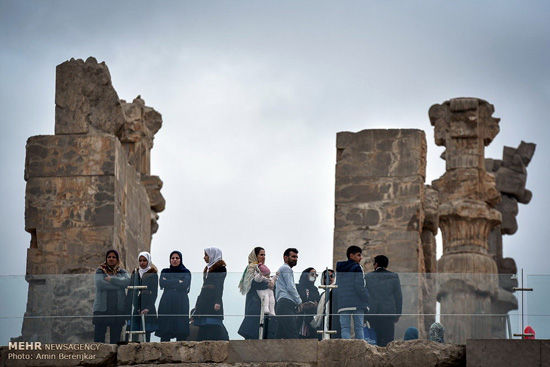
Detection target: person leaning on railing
<box><xmin>92</xmin><ymin>249</ymin><xmax>130</xmax><ymax>344</ymax></box>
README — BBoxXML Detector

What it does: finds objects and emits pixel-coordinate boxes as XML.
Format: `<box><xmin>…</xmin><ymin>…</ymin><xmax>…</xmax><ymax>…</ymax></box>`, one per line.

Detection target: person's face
<box><xmin>139</xmin><ymin>256</ymin><xmax>149</xmax><ymax>269</ymax></box>
<box><xmin>308</xmin><ymin>269</ymin><xmax>318</xmax><ymax>282</ymax></box>
<box><xmin>204</xmin><ymin>252</ymin><xmax>209</xmax><ymax>263</ymax></box>
<box><xmin>106</xmin><ymin>252</ymin><xmax>118</xmax><ymax>266</ymax></box>
<box><xmin>349</xmin><ymin>252</ymin><xmax>362</xmax><ymax>264</ymax></box>
<box><xmin>257</xmin><ymin>250</ymin><xmax>266</xmax><ymax>264</ymax></box>
<box><xmin>328</xmin><ymin>271</ymin><xmax>335</xmax><ymax>284</ymax></box>
<box><xmin>170</xmin><ymin>254</ymin><xmax>181</xmax><ymax>267</ymax></box>
<box><xmin>284</xmin><ymin>251</ymin><xmax>298</xmax><ymax>267</ymax></box>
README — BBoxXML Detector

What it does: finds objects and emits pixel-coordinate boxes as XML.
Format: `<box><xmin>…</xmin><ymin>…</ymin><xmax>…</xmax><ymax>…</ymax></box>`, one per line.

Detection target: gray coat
<box><xmin>93</xmin><ymin>267</ymin><xmax>130</xmax><ymax>314</ymax></box>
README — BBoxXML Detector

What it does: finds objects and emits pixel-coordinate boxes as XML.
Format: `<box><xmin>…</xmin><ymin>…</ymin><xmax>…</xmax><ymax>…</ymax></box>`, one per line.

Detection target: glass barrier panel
<box><xmin>0</xmin><ymin>272</ymin><xmax>547</xmax><ymax>345</ymax></box>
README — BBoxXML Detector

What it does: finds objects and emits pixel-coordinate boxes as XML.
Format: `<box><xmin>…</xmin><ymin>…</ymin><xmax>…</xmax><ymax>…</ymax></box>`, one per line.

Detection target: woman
<box><xmin>156</xmin><ymin>251</ymin><xmax>192</xmax><ymax>341</ymax></box>
<box><xmin>93</xmin><ymin>249</ymin><xmax>130</xmax><ymax>343</ymax></box>
<box><xmin>296</xmin><ymin>267</ymin><xmax>320</xmax><ymax>338</ymax></box>
<box><xmin>237</xmin><ymin>246</ymin><xmax>275</xmax><ymax>339</ymax></box>
<box><xmin>311</xmin><ymin>269</ymin><xmax>341</xmax><ymax>339</ymax></box>
<box><xmin>429</xmin><ymin>322</ymin><xmax>445</xmax><ymax>343</ymax></box>
<box><xmin>127</xmin><ymin>251</ymin><xmax>158</xmax><ymax>342</ymax></box>
<box><xmin>194</xmin><ymin>247</ymin><xmax>229</xmax><ymax>341</ymax></box>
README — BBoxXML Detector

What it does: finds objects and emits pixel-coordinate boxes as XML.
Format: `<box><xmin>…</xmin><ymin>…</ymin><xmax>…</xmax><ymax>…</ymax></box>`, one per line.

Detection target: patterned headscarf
<box><xmin>429</xmin><ymin>322</ymin><xmax>445</xmax><ymax>343</ymax></box>
<box><xmin>100</xmin><ymin>249</ymin><xmax>120</xmax><ymax>275</ymax></box>
<box><xmin>238</xmin><ymin>248</ymin><xmax>260</xmax><ymax>295</ymax></box>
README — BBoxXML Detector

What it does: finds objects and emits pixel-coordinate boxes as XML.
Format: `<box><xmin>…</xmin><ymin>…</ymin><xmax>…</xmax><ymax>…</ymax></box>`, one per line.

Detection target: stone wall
<box><xmin>1</xmin><ymin>340</ymin><xmax>466</xmax><ymax>367</ymax></box>
<box><xmin>333</xmin><ymin>129</ymin><xmax>432</xmax><ymax>337</ymax></box>
<box><xmin>19</xmin><ymin>57</ymin><xmax>164</xmax><ymax>343</ymax></box>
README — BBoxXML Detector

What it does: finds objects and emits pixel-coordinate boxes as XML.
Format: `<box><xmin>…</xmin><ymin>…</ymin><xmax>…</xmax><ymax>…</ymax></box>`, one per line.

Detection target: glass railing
<box><xmin>0</xmin><ymin>271</ymin><xmax>547</xmax><ymax>345</ymax></box>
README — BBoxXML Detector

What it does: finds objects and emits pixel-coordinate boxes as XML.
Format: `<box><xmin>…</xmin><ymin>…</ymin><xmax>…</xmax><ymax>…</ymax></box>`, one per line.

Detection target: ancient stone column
<box><xmin>20</xmin><ymin>57</ymin><xmax>164</xmax><ymax>342</ymax></box>
<box><xmin>334</xmin><ymin>129</ymin><xmax>430</xmax><ymax>337</ymax></box>
<box><xmin>430</xmin><ymin>98</ymin><xmax>502</xmax><ymax>343</ymax></box>
<box><xmin>485</xmin><ymin>141</ymin><xmax>535</xmax><ymax>337</ymax></box>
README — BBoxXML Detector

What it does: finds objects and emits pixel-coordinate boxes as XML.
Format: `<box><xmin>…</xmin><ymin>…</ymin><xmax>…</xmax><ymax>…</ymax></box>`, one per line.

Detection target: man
<box><xmin>365</xmin><ymin>255</ymin><xmax>402</xmax><ymax>346</ymax></box>
<box><xmin>275</xmin><ymin>248</ymin><xmax>303</xmax><ymax>338</ymax></box>
<box><xmin>335</xmin><ymin>245</ymin><xmax>370</xmax><ymax>339</ymax></box>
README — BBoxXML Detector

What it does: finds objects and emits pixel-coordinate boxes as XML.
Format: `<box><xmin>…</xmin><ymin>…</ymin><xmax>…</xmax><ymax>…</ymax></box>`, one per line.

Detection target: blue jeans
<box><xmin>339</xmin><ymin>310</ymin><xmax>364</xmax><ymax>339</ymax></box>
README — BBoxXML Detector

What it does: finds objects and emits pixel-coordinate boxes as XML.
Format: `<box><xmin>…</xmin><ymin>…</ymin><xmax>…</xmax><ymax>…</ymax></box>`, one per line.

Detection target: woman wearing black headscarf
<box><xmin>296</xmin><ymin>267</ymin><xmax>320</xmax><ymax>338</ymax></box>
<box><xmin>93</xmin><ymin>249</ymin><xmax>130</xmax><ymax>343</ymax></box>
<box><xmin>156</xmin><ymin>250</ymin><xmax>192</xmax><ymax>341</ymax></box>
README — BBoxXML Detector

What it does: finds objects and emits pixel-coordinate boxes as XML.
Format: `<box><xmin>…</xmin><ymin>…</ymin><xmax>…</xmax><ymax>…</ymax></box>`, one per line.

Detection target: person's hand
<box><xmin>214</xmin><ymin>303</ymin><xmax>221</xmax><ymax>311</ymax></box>
<box><xmin>268</xmin><ymin>279</ymin><xmax>274</xmax><ymax>289</ymax></box>
<box><xmin>140</xmin><ymin>309</ymin><xmax>149</xmax><ymax>315</ymax></box>
<box><xmin>104</xmin><ymin>276</ymin><xmax>111</xmax><ymax>282</ymax></box>
<box><xmin>296</xmin><ymin>303</ymin><xmax>304</xmax><ymax>313</ymax></box>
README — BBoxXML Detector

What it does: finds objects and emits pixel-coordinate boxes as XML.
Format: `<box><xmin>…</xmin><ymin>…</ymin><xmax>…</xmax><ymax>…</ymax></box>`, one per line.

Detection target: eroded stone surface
<box><xmin>117</xmin><ymin>342</ymin><xmax>228</xmax><ymax>365</ymax></box>
<box><xmin>334</xmin><ymin>129</ymin><xmax>430</xmax><ymax>338</ymax></box>
<box><xmin>430</xmin><ymin>98</ymin><xmax>501</xmax><ymax>343</ymax></box>
<box><xmin>20</xmin><ymin>58</ymin><xmax>162</xmax><ymax>343</ymax></box>
<box><xmin>55</xmin><ymin>57</ymin><xmax>125</xmax><ymax>135</ymax></box>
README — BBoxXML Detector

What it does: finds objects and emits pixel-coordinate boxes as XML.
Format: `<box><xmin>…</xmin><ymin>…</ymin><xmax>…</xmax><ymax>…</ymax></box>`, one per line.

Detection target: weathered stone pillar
<box><xmin>430</xmin><ymin>98</ymin><xmax>502</xmax><ymax>343</ymax></box>
<box><xmin>334</xmin><ymin>129</ymin><xmax>429</xmax><ymax>337</ymax></box>
<box><xmin>20</xmin><ymin>57</ymin><xmax>164</xmax><ymax>342</ymax></box>
<box><xmin>485</xmin><ymin>141</ymin><xmax>535</xmax><ymax>337</ymax></box>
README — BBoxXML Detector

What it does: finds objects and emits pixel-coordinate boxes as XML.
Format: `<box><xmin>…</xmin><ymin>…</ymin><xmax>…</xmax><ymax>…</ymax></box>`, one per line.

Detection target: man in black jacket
<box><xmin>365</xmin><ymin>255</ymin><xmax>402</xmax><ymax>346</ymax></box>
<box><xmin>335</xmin><ymin>246</ymin><xmax>370</xmax><ymax>339</ymax></box>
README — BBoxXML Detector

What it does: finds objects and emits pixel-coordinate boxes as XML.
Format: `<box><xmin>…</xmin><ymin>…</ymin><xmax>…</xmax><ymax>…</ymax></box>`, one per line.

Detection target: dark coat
<box><xmin>296</xmin><ymin>271</ymin><xmax>320</xmax><ymax>338</ymax></box>
<box><xmin>156</xmin><ymin>265</ymin><xmax>192</xmax><ymax>339</ymax></box>
<box><xmin>335</xmin><ymin>260</ymin><xmax>370</xmax><ymax>311</ymax></box>
<box><xmin>127</xmin><ymin>266</ymin><xmax>159</xmax><ymax>333</ymax></box>
<box><xmin>238</xmin><ymin>280</ymin><xmax>272</xmax><ymax>339</ymax></box>
<box><xmin>365</xmin><ymin>268</ymin><xmax>402</xmax><ymax>322</ymax></box>
<box><xmin>195</xmin><ymin>260</ymin><xmax>226</xmax><ymax>320</ymax></box>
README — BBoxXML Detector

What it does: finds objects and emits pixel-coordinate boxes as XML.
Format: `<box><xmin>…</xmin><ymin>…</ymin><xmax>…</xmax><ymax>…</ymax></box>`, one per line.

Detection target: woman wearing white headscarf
<box><xmin>193</xmin><ymin>247</ymin><xmax>229</xmax><ymax>340</ymax></box>
<box><xmin>127</xmin><ymin>251</ymin><xmax>158</xmax><ymax>342</ymax></box>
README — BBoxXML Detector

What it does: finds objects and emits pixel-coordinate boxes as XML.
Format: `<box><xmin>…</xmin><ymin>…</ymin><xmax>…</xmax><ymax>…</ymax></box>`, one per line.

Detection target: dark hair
<box><xmin>321</xmin><ymin>269</ymin><xmax>335</xmax><ymax>285</ymax></box>
<box><xmin>283</xmin><ymin>248</ymin><xmax>299</xmax><ymax>257</ymax></box>
<box><xmin>374</xmin><ymin>255</ymin><xmax>389</xmax><ymax>268</ymax></box>
<box><xmin>346</xmin><ymin>245</ymin><xmax>362</xmax><ymax>259</ymax></box>
<box><xmin>254</xmin><ymin>247</ymin><xmax>264</xmax><ymax>256</ymax></box>
<box><xmin>105</xmin><ymin>249</ymin><xmax>119</xmax><ymax>260</ymax></box>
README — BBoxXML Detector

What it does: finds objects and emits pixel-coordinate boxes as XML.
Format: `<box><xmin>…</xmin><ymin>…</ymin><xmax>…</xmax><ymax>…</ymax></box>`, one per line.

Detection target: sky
<box><xmin>1</xmin><ymin>0</ymin><xmax>549</xmax><ymax>281</ymax></box>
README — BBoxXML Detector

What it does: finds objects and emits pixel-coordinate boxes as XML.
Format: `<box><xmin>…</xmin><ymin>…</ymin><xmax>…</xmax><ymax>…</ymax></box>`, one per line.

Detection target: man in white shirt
<box><xmin>275</xmin><ymin>248</ymin><xmax>303</xmax><ymax>338</ymax></box>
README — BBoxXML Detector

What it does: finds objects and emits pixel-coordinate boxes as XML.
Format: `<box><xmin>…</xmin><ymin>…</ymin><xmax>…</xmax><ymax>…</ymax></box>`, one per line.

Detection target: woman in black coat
<box><xmin>296</xmin><ymin>267</ymin><xmax>320</xmax><ymax>338</ymax></box>
<box><xmin>237</xmin><ymin>246</ymin><xmax>275</xmax><ymax>339</ymax></box>
<box><xmin>156</xmin><ymin>250</ymin><xmax>192</xmax><ymax>341</ymax></box>
<box><xmin>193</xmin><ymin>247</ymin><xmax>229</xmax><ymax>341</ymax></box>
<box><xmin>127</xmin><ymin>251</ymin><xmax>158</xmax><ymax>342</ymax></box>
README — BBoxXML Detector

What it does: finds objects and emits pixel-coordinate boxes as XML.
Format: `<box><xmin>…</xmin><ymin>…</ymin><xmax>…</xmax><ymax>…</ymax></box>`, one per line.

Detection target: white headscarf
<box><xmin>205</xmin><ymin>247</ymin><xmax>223</xmax><ymax>270</ymax></box>
<box><xmin>138</xmin><ymin>251</ymin><xmax>152</xmax><ymax>278</ymax></box>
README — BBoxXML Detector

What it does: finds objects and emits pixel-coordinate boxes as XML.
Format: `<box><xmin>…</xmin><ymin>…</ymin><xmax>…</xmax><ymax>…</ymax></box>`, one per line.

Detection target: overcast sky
<box><xmin>1</xmin><ymin>1</ymin><xmax>548</xmax><ymax>280</ymax></box>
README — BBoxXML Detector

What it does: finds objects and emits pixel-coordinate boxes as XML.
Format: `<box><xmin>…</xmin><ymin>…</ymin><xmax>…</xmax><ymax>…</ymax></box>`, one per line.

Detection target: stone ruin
<box><xmin>20</xmin><ymin>57</ymin><xmax>165</xmax><ymax>342</ymax></box>
<box><xmin>18</xmin><ymin>57</ymin><xmax>536</xmax><ymax>345</ymax></box>
<box><xmin>334</xmin><ymin>97</ymin><xmax>535</xmax><ymax>343</ymax></box>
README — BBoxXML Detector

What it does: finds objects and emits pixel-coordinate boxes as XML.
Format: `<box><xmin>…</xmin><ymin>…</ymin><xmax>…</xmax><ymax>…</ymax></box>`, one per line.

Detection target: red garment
<box><xmin>524</xmin><ymin>326</ymin><xmax>535</xmax><ymax>339</ymax></box>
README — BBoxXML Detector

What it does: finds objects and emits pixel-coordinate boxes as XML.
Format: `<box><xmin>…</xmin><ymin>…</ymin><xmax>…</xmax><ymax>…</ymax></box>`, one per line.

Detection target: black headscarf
<box><xmin>297</xmin><ymin>267</ymin><xmax>319</xmax><ymax>301</ymax></box>
<box><xmin>166</xmin><ymin>250</ymin><xmax>187</xmax><ymax>272</ymax></box>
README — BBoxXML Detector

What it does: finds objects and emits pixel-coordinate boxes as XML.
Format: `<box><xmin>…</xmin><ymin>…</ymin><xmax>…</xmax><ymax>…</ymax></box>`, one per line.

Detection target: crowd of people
<box><xmin>92</xmin><ymin>246</ymin><xmax>447</xmax><ymax>345</ymax></box>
